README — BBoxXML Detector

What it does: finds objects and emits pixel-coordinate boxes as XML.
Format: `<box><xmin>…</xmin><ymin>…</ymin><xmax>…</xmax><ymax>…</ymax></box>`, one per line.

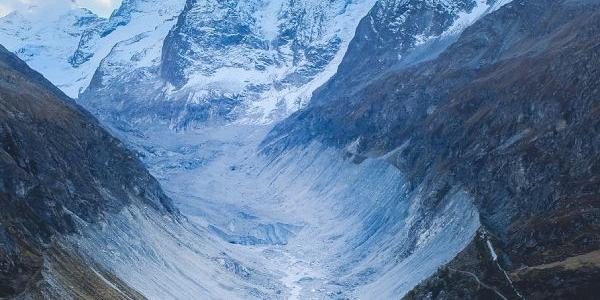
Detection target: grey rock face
<box><xmin>161</xmin><ymin>0</ymin><xmax>264</xmax><ymax>89</ymax></box>
<box><xmin>264</xmin><ymin>0</ymin><xmax>600</xmax><ymax>297</ymax></box>
<box><xmin>161</xmin><ymin>0</ymin><xmax>357</xmax><ymax>89</ymax></box>
<box><xmin>263</xmin><ymin>0</ymin><xmax>504</xmax><ymax>152</ymax></box>
<box><xmin>0</xmin><ymin>45</ymin><xmax>175</xmax><ymax>297</ymax></box>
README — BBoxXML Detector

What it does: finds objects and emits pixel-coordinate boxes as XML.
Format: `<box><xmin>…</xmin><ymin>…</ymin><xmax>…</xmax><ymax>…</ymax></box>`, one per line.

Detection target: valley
<box><xmin>0</xmin><ymin>0</ymin><xmax>598</xmax><ymax>299</ymax></box>
<box><xmin>105</xmin><ymin>121</ymin><xmax>479</xmax><ymax>298</ymax></box>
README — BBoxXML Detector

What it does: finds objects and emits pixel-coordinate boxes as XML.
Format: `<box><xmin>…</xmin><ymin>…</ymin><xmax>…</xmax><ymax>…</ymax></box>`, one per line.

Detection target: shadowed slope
<box><xmin>0</xmin><ymin>44</ymin><xmax>174</xmax><ymax>298</ymax></box>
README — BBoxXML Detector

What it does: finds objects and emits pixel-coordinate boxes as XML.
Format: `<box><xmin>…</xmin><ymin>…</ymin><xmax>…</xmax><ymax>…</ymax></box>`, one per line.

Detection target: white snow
<box><xmin>258</xmin><ymin>1</ymin><xmax>281</xmax><ymax>41</ymax></box>
<box><xmin>442</xmin><ymin>0</ymin><xmax>514</xmax><ymax>38</ymax></box>
<box><xmin>0</xmin><ymin>0</ymin><xmax>185</xmax><ymax>98</ymax></box>
<box><xmin>408</xmin><ymin>0</ymin><xmax>515</xmax><ymax>48</ymax></box>
<box><xmin>0</xmin><ymin>8</ymin><xmax>100</xmax><ymax>96</ymax></box>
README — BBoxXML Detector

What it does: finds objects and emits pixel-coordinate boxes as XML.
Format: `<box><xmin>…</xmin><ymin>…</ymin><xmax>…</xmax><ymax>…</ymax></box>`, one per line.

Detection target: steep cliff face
<box><xmin>264</xmin><ymin>0</ymin><xmax>600</xmax><ymax>298</ymax></box>
<box><xmin>161</xmin><ymin>0</ymin><xmax>372</xmax><ymax>89</ymax></box>
<box><xmin>0</xmin><ymin>44</ymin><xmax>174</xmax><ymax>297</ymax></box>
<box><xmin>81</xmin><ymin>0</ymin><xmax>377</xmax><ymax>129</ymax></box>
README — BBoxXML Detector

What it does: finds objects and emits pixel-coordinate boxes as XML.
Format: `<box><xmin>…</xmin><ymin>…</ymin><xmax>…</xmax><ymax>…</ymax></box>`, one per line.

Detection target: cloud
<box><xmin>77</xmin><ymin>0</ymin><xmax>121</xmax><ymax>16</ymax></box>
<box><xmin>0</xmin><ymin>0</ymin><xmax>121</xmax><ymax>18</ymax></box>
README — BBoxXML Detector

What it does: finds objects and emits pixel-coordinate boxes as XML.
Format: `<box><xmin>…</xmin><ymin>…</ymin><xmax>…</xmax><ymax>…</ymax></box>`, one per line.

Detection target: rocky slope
<box><xmin>309</xmin><ymin>0</ymin><xmax>511</xmax><ymax>106</ymax></box>
<box><xmin>0</xmin><ymin>44</ymin><xmax>172</xmax><ymax>298</ymax></box>
<box><xmin>264</xmin><ymin>0</ymin><xmax>600</xmax><ymax>298</ymax></box>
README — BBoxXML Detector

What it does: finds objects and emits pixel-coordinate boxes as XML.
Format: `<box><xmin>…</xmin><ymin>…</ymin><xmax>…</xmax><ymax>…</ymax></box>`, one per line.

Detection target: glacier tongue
<box><xmin>104</xmin><ymin>123</ymin><xmax>480</xmax><ymax>299</ymax></box>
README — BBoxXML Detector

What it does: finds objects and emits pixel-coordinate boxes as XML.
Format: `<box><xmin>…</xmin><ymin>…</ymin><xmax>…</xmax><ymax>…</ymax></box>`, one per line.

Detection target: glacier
<box><xmin>68</xmin><ymin>124</ymin><xmax>480</xmax><ymax>299</ymax></box>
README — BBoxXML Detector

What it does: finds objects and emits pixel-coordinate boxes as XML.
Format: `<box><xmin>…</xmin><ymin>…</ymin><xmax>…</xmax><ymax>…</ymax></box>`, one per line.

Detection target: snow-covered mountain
<box><xmin>0</xmin><ymin>0</ymin><xmax>185</xmax><ymax>98</ymax></box>
<box><xmin>6</xmin><ymin>0</ymin><xmax>595</xmax><ymax>299</ymax></box>
<box><xmin>0</xmin><ymin>7</ymin><xmax>102</xmax><ymax>95</ymax></box>
<box><xmin>81</xmin><ymin>0</ymin><xmax>378</xmax><ymax>128</ymax></box>
<box><xmin>0</xmin><ymin>0</ymin><xmax>504</xmax><ymax>128</ymax></box>
<box><xmin>0</xmin><ymin>0</ymin><xmax>377</xmax><ymax>128</ymax></box>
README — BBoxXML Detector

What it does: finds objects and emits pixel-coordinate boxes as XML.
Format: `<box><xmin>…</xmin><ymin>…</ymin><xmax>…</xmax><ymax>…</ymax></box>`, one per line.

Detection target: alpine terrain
<box><xmin>0</xmin><ymin>0</ymin><xmax>598</xmax><ymax>299</ymax></box>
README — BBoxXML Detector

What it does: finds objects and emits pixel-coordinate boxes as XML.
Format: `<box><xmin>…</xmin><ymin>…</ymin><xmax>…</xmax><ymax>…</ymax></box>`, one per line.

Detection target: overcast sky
<box><xmin>0</xmin><ymin>0</ymin><xmax>122</xmax><ymax>18</ymax></box>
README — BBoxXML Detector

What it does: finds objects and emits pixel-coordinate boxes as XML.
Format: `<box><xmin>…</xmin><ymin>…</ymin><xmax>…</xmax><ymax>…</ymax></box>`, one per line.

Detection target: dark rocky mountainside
<box><xmin>0</xmin><ymin>45</ymin><xmax>174</xmax><ymax>298</ymax></box>
<box><xmin>264</xmin><ymin>0</ymin><xmax>600</xmax><ymax>298</ymax></box>
<box><xmin>309</xmin><ymin>0</ymin><xmax>482</xmax><ymax>107</ymax></box>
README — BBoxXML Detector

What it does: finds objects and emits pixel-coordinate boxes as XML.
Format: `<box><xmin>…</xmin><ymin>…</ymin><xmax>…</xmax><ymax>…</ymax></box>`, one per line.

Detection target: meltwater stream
<box><xmin>88</xmin><ymin>123</ymin><xmax>480</xmax><ymax>299</ymax></box>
